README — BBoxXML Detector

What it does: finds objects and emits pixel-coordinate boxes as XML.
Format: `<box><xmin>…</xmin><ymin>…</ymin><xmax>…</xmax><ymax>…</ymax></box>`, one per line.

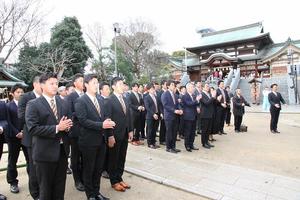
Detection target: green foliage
<box><xmin>50</xmin><ymin>16</ymin><xmax>93</xmax><ymax>76</ymax></box>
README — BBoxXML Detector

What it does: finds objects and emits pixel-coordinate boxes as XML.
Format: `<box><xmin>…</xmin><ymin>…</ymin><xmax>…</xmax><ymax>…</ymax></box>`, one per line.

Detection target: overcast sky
<box><xmin>3</xmin><ymin>0</ymin><xmax>300</xmax><ymax>63</ymax></box>
<box><xmin>41</xmin><ymin>0</ymin><xmax>300</xmax><ymax>53</ymax></box>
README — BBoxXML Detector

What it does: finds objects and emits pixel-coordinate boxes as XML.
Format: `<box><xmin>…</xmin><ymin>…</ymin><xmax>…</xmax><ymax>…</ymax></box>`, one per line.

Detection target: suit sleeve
<box><xmin>161</xmin><ymin>93</ymin><xmax>175</xmax><ymax>114</ymax></box>
<box><xmin>18</xmin><ymin>94</ymin><xmax>27</xmax><ymax>130</ymax></box>
<box><xmin>6</xmin><ymin>104</ymin><xmax>19</xmax><ymax>136</ymax></box>
<box><xmin>103</xmin><ymin>100</ymin><xmax>113</xmax><ymax>138</ymax></box>
<box><xmin>279</xmin><ymin>94</ymin><xmax>286</xmax><ymax>104</ymax></box>
<box><xmin>144</xmin><ymin>97</ymin><xmax>154</xmax><ymax>117</ymax></box>
<box><xmin>183</xmin><ymin>95</ymin><xmax>199</xmax><ymax>107</ymax></box>
<box><xmin>129</xmin><ymin>94</ymin><xmax>140</xmax><ymax>112</ymax></box>
<box><xmin>74</xmin><ymin>99</ymin><xmax>103</xmax><ymax>132</ymax></box>
<box><xmin>200</xmin><ymin>95</ymin><xmax>215</xmax><ymax>106</ymax></box>
<box><xmin>25</xmin><ymin>101</ymin><xmax>56</xmax><ymax>138</ymax></box>
<box><xmin>268</xmin><ymin>93</ymin><xmax>276</xmax><ymax>106</ymax></box>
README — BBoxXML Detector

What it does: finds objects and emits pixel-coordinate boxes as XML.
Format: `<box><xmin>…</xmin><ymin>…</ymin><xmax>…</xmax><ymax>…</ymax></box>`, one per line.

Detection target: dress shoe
<box><xmin>202</xmin><ymin>144</ymin><xmax>211</xmax><ymax>149</ymax></box>
<box><xmin>191</xmin><ymin>146</ymin><xmax>199</xmax><ymax>150</ymax></box>
<box><xmin>154</xmin><ymin>144</ymin><xmax>160</xmax><ymax>148</ymax></box>
<box><xmin>67</xmin><ymin>167</ymin><xmax>72</xmax><ymax>174</ymax></box>
<box><xmin>222</xmin><ymin>132</ymin><xmax>227</xmax><ymax>135</ymax></box>
<box><xmin>10</xmin><ymin>184</ymin><xmax>19</xmax><ymax>193</ymax></box>
<box><xmin>185</xmin><ymin>147</ymin><xmax>192</xmax><ymax>152</ymax></box>
<box><xmin>0</xmin><ymin>194</ymin><xmax>7</xmax><ymax>200</ymax></box>
<box><xmin>275</xmin><ymin>130</ymin><xmax>280</xmax><ymax>133</ymax></box>
<box><xmin>148</xmin><ymin>145</ymin><xmax>157</xmax><ymax>149</ymax></box>
<box><xmin>271</xmin><ymin>130</ymin><xmax>276</xmax><ymax>134</ymax></box>
<box><xmin>166</xmin><ymin>149</ymin><xmax>177</xmax><ymax>153</ymax></box>
<box><xmin>137</xmin><ymin>140</ymin><xmax>144</xmax><ymax>145</ymax></box>
<box><xmin>75</xmin><ymin>182</ymin><xmax>85</xmax><ymax>191</ymax></box>
<box><xmin>97</xmin><ymin>193</ymin><xmax>110</xmax><ymax>200</ymax></box>
<box><xmin>102</xmin><ymin>171</ymin><xmax>110</xmax><ymax>179</ymax></box>
<box><xmin>160</xmin><ymin>142</ymin><xmax>166</xmax><ymax>145</ymax></box>
<box><xmin>207</xmin><ymin>143</ymin><xmax>215</xmax><ymax>148</ymax></box>
<box><xmin>131</xmin><ymin>141</ymin><xmax>139</xmax><ymax>146</ymax></box>
<box><xmin>111</xmin><ymin>183</ymin><xmax>126</xmax><ymax>192</ymax></box>
<box><xmin>119</xmin><ymin>181</ymin><xmax>131</xmax><ymax>189</ymax></box>
<box><xmin>174</xmin><ymin>148</ymin><xmax>181</xmax><ymax>153</ymax></box>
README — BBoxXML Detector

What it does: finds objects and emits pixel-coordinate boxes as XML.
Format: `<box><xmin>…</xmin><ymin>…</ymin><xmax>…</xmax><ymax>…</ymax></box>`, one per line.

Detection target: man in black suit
<box><xmin>161</xmin><ymin>80</ymin><xmax>183</xmax><ymax>153</ymax></box>
<box><xmin>65</xmin><ymin>73</ymin><xmax>85</xmax><ymax>191</ymax></box>
<box><xmin>268</xmin><ymin>84</ymin><xmax>286</xmax><ymax>133</ymax></box>
<box><xmin>98</xmin><ymin>81</ymin><xmax>111</xmax><ymax>180</ymax></box>
<box><xmin>5</xmin><ymin>84</ymin><xmax>29</xmax><ymax>194</ymax></box>
<box><xmin>232</xmin><ymin>88</ymin><xmax>250</xmax><ymax>133</ymax></box>
<box><xmin>216</xmin><ymin>80</ymin><xmax>230</xmax><ymax>135</ymax></box>
<box><xmin>0</xmin><ymin>100</ymin><xmax>8</xmax><ymax>200</ymax></box>
<box><xmin>18</xmin><ymin>76</ymin><xmax>42</xmax><ymax>200</ymax></box>
<box><xmin>75</xmin><ymin>75</ymin><xmax>115</xmax><ymax>200</ymax></box>
<box><xmin>200</xmin><ymin>83</ymin><xmax>217</xmax><ymax>149</ymax></box>
<box><xmin>26</xmin><ymin>73</ymin><xmax>73</xmax><ymax>200</ymax></box>
<box><xmin>194</xmin><ymin>81</ymin><xmax>202</xmax><ymax>135</ymax></box>
<box><xmin>182</xmin><ymin>83</ymin><xmax>201</xmax><ymax>152</ymax></box>
<box><xmin>156</xmin><ymin>80</ymin><xmax>167</xmax><ymax>145</ymax></box>
<box><xmin>105</xmin><ymin>77</ymin><xmax>133</xmax><ymax>192</ymax></box>
<box><xmin>144</xmin><ymin>83</ymin><xmax>160</xmax><ymax>149</ymax></box>
<box><xmin>129</xmin><ymin>83</ymin><xmax>145</xmax><ymax>146</ymax></box>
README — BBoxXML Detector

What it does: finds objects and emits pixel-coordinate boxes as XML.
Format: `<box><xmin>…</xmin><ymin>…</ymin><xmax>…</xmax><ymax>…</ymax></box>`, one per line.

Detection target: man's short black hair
<box><xmin>99</xmin><ymin>81</ymin><xmax>109</xmax><ymax>90</ymax></box>
<box><xmin>218</xmin><ymin>80</ymin><xmax>224</xmax><ymax>86</ymax></box>
<box><xmin>271</xmin><ymin>83</ymin><xmax>278</xmax><ymax>88</ymax></box>
<box><xmin>161</xmin><ymin>80</ymin><xmax>167</xmax><ymax>86</ymax></box>
<box><xmin>166</xmin><ymin>80</ymin><xmax>175</xmax><ymax>87</ymax></box>
<box><xmin>131</xmin><ymin>82</ymin><xmax>139</xmax><ymax>88</ymax></box>
<box><xmin>146</xmin><ymin>83</ymin><xmax>154</xmax><ymax>90</ymax></box>
<box><xmin>66</xmin><ymin>82</ymin><xmax>74</xmax><ymax>89</ymax></box>
<box><xmin>11</xmin><ymin>84</ymin><xmax>24</xmax><ymax>93</ymax></box>
<box><xmin>84</xmin><ymin>74</ymin><xmax>98</xmax><ymax>84</ymax></box>
<box><xmin>39</xmin><ymin>73</ymin><xmax>57</xmax><ymax>84</ymax></box>
<box><xmin>153</xmin><ymin>82</ymin><xmax>159</xmax><ymax>85</ymax></box>
<box><xmin>32</xmin><ymin>76</ymin><xmax>40</xmax><ymax>84</ymax></box>
<box><xmin>179</xmin><ymin>86</ymin><xmax>185</xmax><ymax>91</ymax></box>
<box><xmin>111</xmin><ymin>77</ymin><xmax>123</xmax><ymax>87</ymax></box>
<box><xmin>72</xmin><ymin>73</ymin><xmax>84</xmax><ymax>82</ymax></box>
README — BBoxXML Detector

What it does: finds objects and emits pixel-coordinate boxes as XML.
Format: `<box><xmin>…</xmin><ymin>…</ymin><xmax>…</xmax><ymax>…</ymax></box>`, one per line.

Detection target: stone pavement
<box><xmin>125</xmin><ymin>145</ymin><xmax>300</xmax><ymax>200</ymax></box>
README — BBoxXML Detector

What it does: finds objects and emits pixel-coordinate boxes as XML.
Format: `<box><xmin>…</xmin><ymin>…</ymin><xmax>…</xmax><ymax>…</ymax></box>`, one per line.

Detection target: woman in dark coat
<box><xmin>232</xmin><ymin>88</ymin><xmax>250</xmax><ymax>133</ymax></box>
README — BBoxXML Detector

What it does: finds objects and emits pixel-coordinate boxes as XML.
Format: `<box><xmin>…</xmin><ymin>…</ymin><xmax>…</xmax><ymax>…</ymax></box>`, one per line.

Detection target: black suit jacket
<box><xmin>75</xmin><ymin>94</ymin><xmax>109</xmax><ymax>147</ymax></box>
<box><xmin>216</xmin><ymin>88</ymin><xmax>230</xmax><ymax>108</ymax></box>
<box><xmin>18</xmin><ymin>91</ymin><xmax>37</xmax><ymax>147</ymax></box>
<box><xmin>25</xmin><ymin>96</ymin><xmax>71</xmax><ymax>162</ymax></box>
<box><xmin>0</xmin><ymin>101</ymin><xmax>8</xmax><ymax>143</ymax></box>
<box><xmin>129</xmin><ymin>92</ymin><xmax>144</xmax><ymax>117</ymax></box>
<box><xmin>104</xmin><ymin>94</ymin><xmax>133</xmax><ymax>141</ymax></box>
<box><xmin>65</xmin><ymin>91</ymin><xmax>81</xmax><ymax>138</ymax></box>
<box><xmin>144</xmin><ymin>94</ymin><xmax>160</xmax><ymax>120</ymax></box>
<box><xmin>6</xmin><ymin>101</ymin><xmax>22</xmax><ymax>140</ymax></box>
<box><xmin>200</xmin><ymin>92</ymin><xmax>216</xmax><ymax>119</ymax></box>
<box><xmin>232</xmin><ymin>95</ymin><xmax>250</xmax><ymax>116</ymax></box>
<box><xmin>268</xmin><ymin>92</ymin><xmax>286</xmax><ymax>110</ymax></box>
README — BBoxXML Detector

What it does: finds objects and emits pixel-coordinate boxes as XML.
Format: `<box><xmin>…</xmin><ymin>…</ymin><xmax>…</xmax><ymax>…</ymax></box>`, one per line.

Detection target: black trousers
<box><xmin>132</xmin><ymin>114</ymin><xmax>142</xmax><ymax>141</ymax></box>
<box><xmin>184</xmin><ymin>120</ymin><xmax>196</xmax><ymax>148</ymax></box>
<box><xmin>107</xmin><ymin>137</ymin><xmax>128</xmax><ymax>185</ymax></box>
<box><xmin>216</xmin><ymin>107</ymin><xmax>226</xmax><ymax>133</ymax></box>
<box><xmin>80</xmin><ymin>145</ymin><xmax>106</xmax><ymax>198</ymax></box>
<box><xmin>35</xmin><ymin>145</ymin><xmax>68</xmax><ymax>200</ymax></box>
<box><xmin>159</xmin><ymin>119</ymin><xmax>166</xmax><ymax>143</ymax></box>
<box><xmin>70</xmin><ymin>137</ymin><xmax>83</xmax><ymax>184</ymax></box>
<box><xmin>140</xmin><ymin>112</ymin><xmax>146</xmax><ymax>138</ymax></box>
<box><xmin>6</xmin><ymin>139</ymin><xmax>29</xmax><ymax>185</ymax></box>
<box><xmin>234</xmin><ymin>115</ymin><xmax>243</xmax><ymax>131</ymax></box>
<box><xmin>196</xmin><ymin>113</ymin><xmax>202</xmax><ymax>133</ymax></box>
<box><xmin>270</xmin><ymin>108</ymin><xmax>280</xmax><ymax>131</ymax></box>
<box><xmin>179</xmin><ymin>116</ymin><xmax>185</xmax><ymax>136</ymax></box>
<box><xmin>201</xmin><ymin>118</ymin><xmax>212</xmax><ymax>145</ymax></box>
<box><xmin>0</xmin><ymin>140</ymin><xmax>3</xmax><ymax>161</ymax></box>
<box><xmin>225</xmin><ymin>107</ymin><xmax>231</xmax><ymax>125</ymax></box>
<box><xmin>146</xmin><ymin>118</ymin><xmax>159</xmax><ymax>146</ymax></box>
<box><xmin>165</xmin><ymin>119</ymin><xmax>176</xmax><ymax>150</ymax></box>
<box><xmin>27</xmin><ymin>147</ymin><xmax>39</xmax><ymax>199</ymax></box>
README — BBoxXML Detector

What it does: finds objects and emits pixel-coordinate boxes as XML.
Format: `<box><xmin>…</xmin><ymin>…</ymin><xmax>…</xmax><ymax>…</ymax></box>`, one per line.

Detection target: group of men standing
<box><xmin>0</xmin><ymin>71</ymin><xmax>287</xmax><ymax>200</ymax></box>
